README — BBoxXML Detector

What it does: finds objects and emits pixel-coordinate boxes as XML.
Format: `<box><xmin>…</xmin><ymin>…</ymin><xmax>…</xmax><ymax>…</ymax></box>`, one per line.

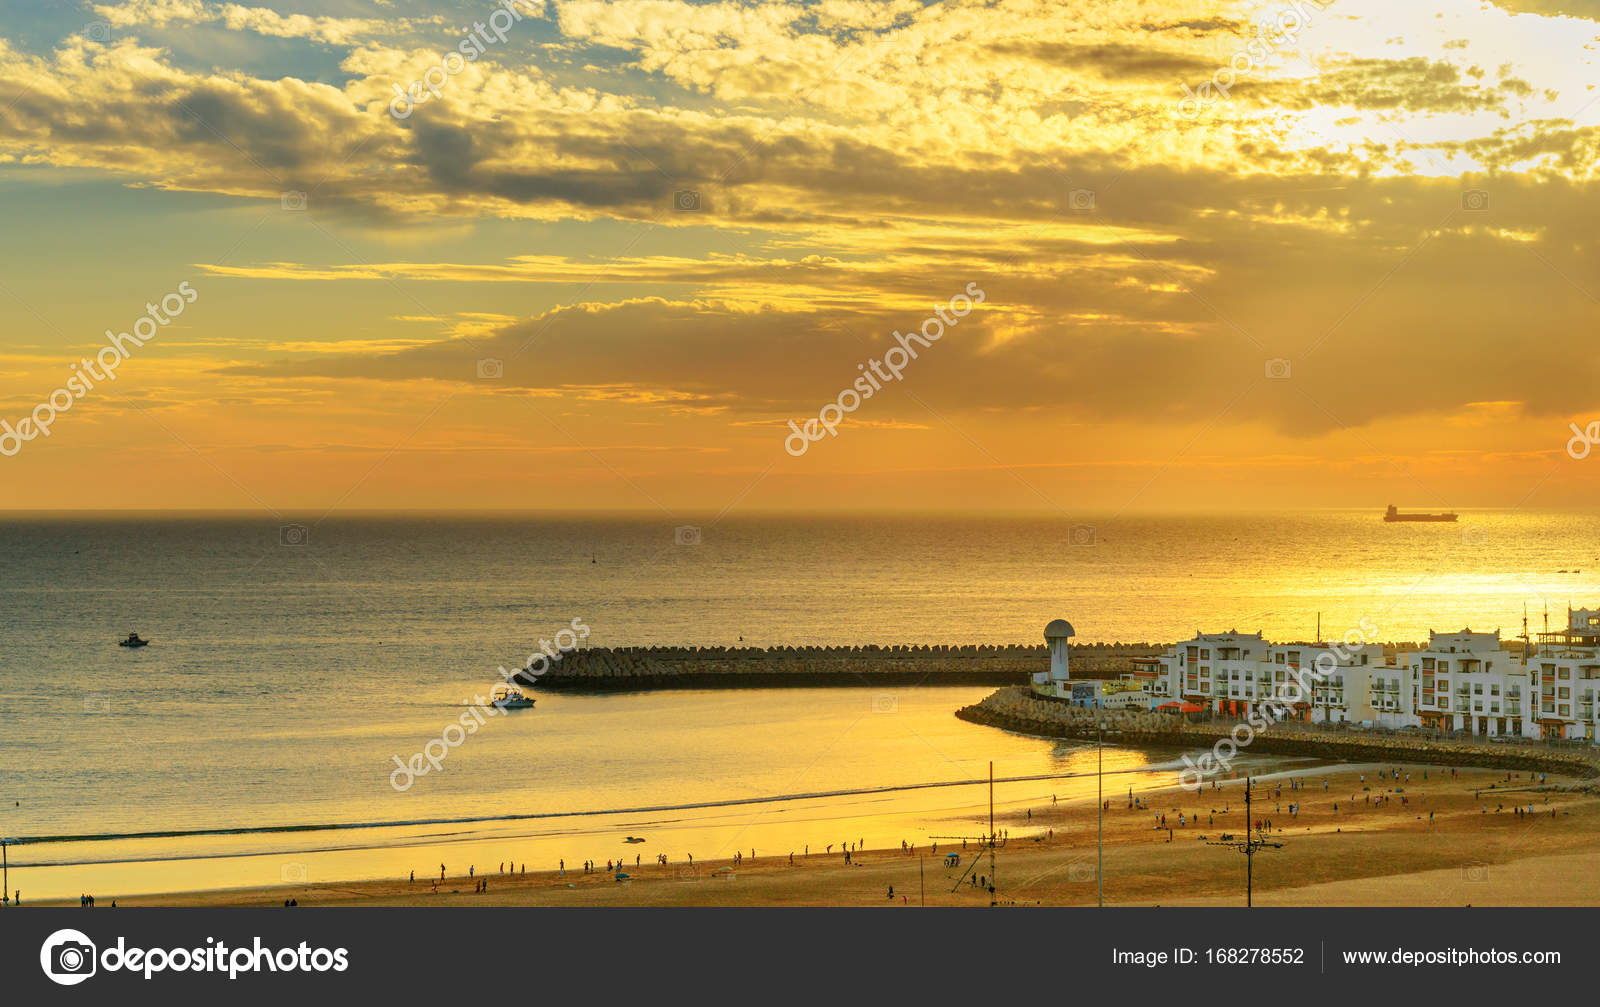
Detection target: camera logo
<box><xmin>1066</xmin><ymin>860</ymin><xmax>1098</xmax><ymax>883</ymax></box>
<box><xmin>82</xmin><ymin>21</ymin><xmax>112</xmax><ymax>42</ymax></box>
<box><xmin>41</xmin><ymin>929</ymin><xmax>97</xmax><ymax>985</ymax></box>
<box><xmin>674</xmin><ymin>525</ymin><xmax>701</xmax><ymax>546</ymax></box>
<box><xmin>673</xmin><ymin>189</ymin><xmax>702</xmax><ymax>211</ymax></box>
<box><xmin>1462</xmin><ymin>189</ymin><xmax>1489</xmax><ymax>212</ymax></box>
<box><xmin>280</xmin><ymin>191</ymin><xmax>307</xmax><ymax>211</ymax></box>
<box><xmin>870</xmin><ymin>693</ymin><xmax>898</xmax><ymax>714</ymax></box>
<box><xmin>476</xmin><ymin>358</ymin><xmax>503</xmax><ymax>379</ymax></box>
<box><xmin>1069</xmin><ymin>189</ymin><xmax>1096</xmax><ymax>211</ymax></box>
<box><xmin>1069</xmin><ymin>523</ymin><xmax>1096</xmax><ymax>547</ymax></box>
<box><xmin>1265</xmin><ymin>358</ymin><xmax>1291</xmax><ymax>379</ymax></box>
<box><xmin>281</xmin><ymin>862</ymin><xmax>308</xmax><ymax>883</ymax></box>
<box><xmin>1461</xmin><ymin>862</ymin><xmax>1489</xmax><ymax>883</ymax></box>
<box><xmin>279</xmin><ymin>523</ymin><xmax>309</xmax><ymax>546</ymax></box>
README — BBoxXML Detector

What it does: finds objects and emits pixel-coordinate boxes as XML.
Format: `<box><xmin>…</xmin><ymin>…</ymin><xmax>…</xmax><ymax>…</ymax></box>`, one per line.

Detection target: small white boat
<box><xmin>490</xmin><ymin>683</ymin><xmax>535</xmax><ymax>710</ymax></box>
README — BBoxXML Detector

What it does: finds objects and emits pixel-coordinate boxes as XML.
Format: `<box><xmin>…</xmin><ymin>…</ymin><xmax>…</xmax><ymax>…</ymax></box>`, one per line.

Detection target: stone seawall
<box><xmin>519</xmin><ymin>644</ymin><xmax>1158</xmax><ymax>691</ymax></box>
<box><xmin>956</xmin><ymin>687</ymin><xmax>1600</xmax><ymax>778</ymax></box>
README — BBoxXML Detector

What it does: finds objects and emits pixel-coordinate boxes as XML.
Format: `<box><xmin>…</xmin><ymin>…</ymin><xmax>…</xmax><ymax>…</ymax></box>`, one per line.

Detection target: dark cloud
<box><xmin>215</xmin><ymin>163</ymin><xmax>1600</xmax><ymax>437</ymax></box>
<box><xmin>1238</xmin><ymin>57</ymin><xmax>1512</xmax><ymax>113</ymax></box>
<box><xmin>991</xmin><ymin>41</ymin><xmax>1218</xmax><ymax>79</ymax></box>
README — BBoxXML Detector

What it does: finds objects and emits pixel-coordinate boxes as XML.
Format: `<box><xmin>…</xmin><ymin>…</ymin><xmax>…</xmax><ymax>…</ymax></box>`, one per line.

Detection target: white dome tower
<box><xmin>1038</xmin><ymin>619</ymin><xmax>1075</xmax><ymax>697</ymax></box>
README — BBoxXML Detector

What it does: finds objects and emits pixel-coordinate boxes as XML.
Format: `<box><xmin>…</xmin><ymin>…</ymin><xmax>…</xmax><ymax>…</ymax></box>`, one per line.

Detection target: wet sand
<box><xmin>45</xmin><ymin>764</ymin><xmax>1600</xmax><ymax>907</ymax></box>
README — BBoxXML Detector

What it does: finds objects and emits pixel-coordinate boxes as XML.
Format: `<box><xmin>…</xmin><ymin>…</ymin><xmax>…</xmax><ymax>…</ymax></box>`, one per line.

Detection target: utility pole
<box><xmin>1207</xmin><ymin>776</ymin><xmax>1283</xmax><ymax>907</ymax></box>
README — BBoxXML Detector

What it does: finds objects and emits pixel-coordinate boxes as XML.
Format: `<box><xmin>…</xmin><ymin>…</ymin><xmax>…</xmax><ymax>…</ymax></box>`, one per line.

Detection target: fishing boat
<box><xmin>490</xmin><ymin>682</ymin><xmax>535</xmax><ymax>709</ymax></box>
<box><xmin>118</xmin><ymin>633</ymin><xmax>149</xmax><ymax>648</ymax></box>
<box><xmin>1383</xmin><ymin>504</ymin><xmax>1457</xmax><ymax>523</ymax></box>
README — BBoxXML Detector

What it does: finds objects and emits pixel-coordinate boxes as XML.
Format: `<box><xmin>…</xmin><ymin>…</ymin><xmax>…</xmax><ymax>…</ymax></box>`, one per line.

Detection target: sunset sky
<box><xmin>2</xmin><ymin>0</ymin><xmax>1600</xmax><ymax>513</ymax></box>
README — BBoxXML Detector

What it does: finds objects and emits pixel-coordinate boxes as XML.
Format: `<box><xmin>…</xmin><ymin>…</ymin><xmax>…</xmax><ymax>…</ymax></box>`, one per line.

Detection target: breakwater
<box><xmin>956</xmin><ymin>687</ymin><xmax>1600</xmax><ymax>778</ymax></box>
<box><xmin>519</xmin><ymin>644</ymin><xmax>1159</xmax><ymax>691</ymax></box>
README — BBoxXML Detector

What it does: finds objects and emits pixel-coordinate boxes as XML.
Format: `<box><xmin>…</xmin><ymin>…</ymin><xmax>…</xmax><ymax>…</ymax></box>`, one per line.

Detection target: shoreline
<box><xmin>28</xmin><ymin>761</ymin><xmax>1600</xmax><ymax>907</ymax></box>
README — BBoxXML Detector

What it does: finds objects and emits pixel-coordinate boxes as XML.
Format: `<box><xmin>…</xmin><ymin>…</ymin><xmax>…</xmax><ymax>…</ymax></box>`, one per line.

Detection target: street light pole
<box><xmin>1097</xmin><ymin>718</ymin><xmax>1104</xmax><ymax>908</ymax></box>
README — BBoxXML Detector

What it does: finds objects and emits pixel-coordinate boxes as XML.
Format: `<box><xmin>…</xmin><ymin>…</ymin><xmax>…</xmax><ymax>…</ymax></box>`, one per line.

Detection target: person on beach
<box><xmin>441</xmin><ymin>864</ymin><xmax>446</xmax><ymax>881</ymax></box>
<box><xmin>409</xmin><ymin>871</ymin><xmax>414</xmax><ymax>883</ymax></box>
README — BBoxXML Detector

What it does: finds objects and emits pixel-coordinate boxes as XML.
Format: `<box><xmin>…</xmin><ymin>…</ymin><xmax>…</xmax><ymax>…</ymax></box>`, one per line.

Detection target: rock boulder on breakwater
<box><xmin>955</xmin><ymin>687</ymin><xmax>1600</xmax><ymax>778</ymax></box>
<box><xmin>517</xmin><ymin>644</ymin><xmax>1158</xmax><ymax>691</ymax></box>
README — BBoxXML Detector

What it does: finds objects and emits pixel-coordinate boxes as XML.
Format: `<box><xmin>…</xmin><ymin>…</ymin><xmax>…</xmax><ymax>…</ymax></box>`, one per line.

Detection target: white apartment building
<box><xmin>1154</xmin><ymin>631</ymin><xmax>1272</xmax><ymax>715</ymax></box>
<box><xmin>1408</xmin><ymin>629</ymin><xmax>1530</xmax><ymax>737</ymax></box>
<box><xmin>1531</xmin><ymin>608</ymin><xmax>1600</xmax><ymax>741</ymax></box>
<box><xmin>1282</xmin><ymin>641</ymin><xmax>1390</xmax><ymax>726</ymax></box>
<box><xmin>1113</xmin><ymin>609</ymin><xmax>1600</xmax><ymax>745</ymax></box>
<box><xmin>1153</xmin><ymin>632</ymin><xmax>1390</xmax><ymax>725</ymax></box>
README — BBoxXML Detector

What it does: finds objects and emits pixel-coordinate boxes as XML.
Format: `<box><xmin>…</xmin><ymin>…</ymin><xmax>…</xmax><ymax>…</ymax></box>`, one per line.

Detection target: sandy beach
<box><xmin>43</xmin><ymin>764</ymin><xmax>1600</xmax><ymax>908</ymax></box>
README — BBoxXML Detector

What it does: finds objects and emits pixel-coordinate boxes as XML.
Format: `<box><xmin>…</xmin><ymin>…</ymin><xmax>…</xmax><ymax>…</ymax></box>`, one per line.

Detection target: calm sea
<box><xmin>0</xmin><ymin>510</ymin><xmax>1593</xmax><ymax>898</ymax></box>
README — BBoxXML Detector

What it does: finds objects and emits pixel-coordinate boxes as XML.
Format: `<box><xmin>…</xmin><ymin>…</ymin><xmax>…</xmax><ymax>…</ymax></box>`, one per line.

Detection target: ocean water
<box><xmin>0</xmin><ymin>510</ymin><xmax>1594</xmax><ymax>898</ymax></box>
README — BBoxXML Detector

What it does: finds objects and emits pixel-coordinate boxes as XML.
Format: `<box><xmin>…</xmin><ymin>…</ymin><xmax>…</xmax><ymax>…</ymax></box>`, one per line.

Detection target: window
<box><xmin>1200</xmin><ymin>649</ymin><xmax>1210</xmax><ymax>660</ymax></box>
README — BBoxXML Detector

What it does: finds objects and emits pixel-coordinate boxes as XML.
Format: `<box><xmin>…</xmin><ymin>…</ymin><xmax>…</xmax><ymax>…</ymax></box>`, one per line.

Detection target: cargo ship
<box><xmin>1383</xmin><ymin>504</ymin><xmax>1458</xmax><ymax>523</ymax></box>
